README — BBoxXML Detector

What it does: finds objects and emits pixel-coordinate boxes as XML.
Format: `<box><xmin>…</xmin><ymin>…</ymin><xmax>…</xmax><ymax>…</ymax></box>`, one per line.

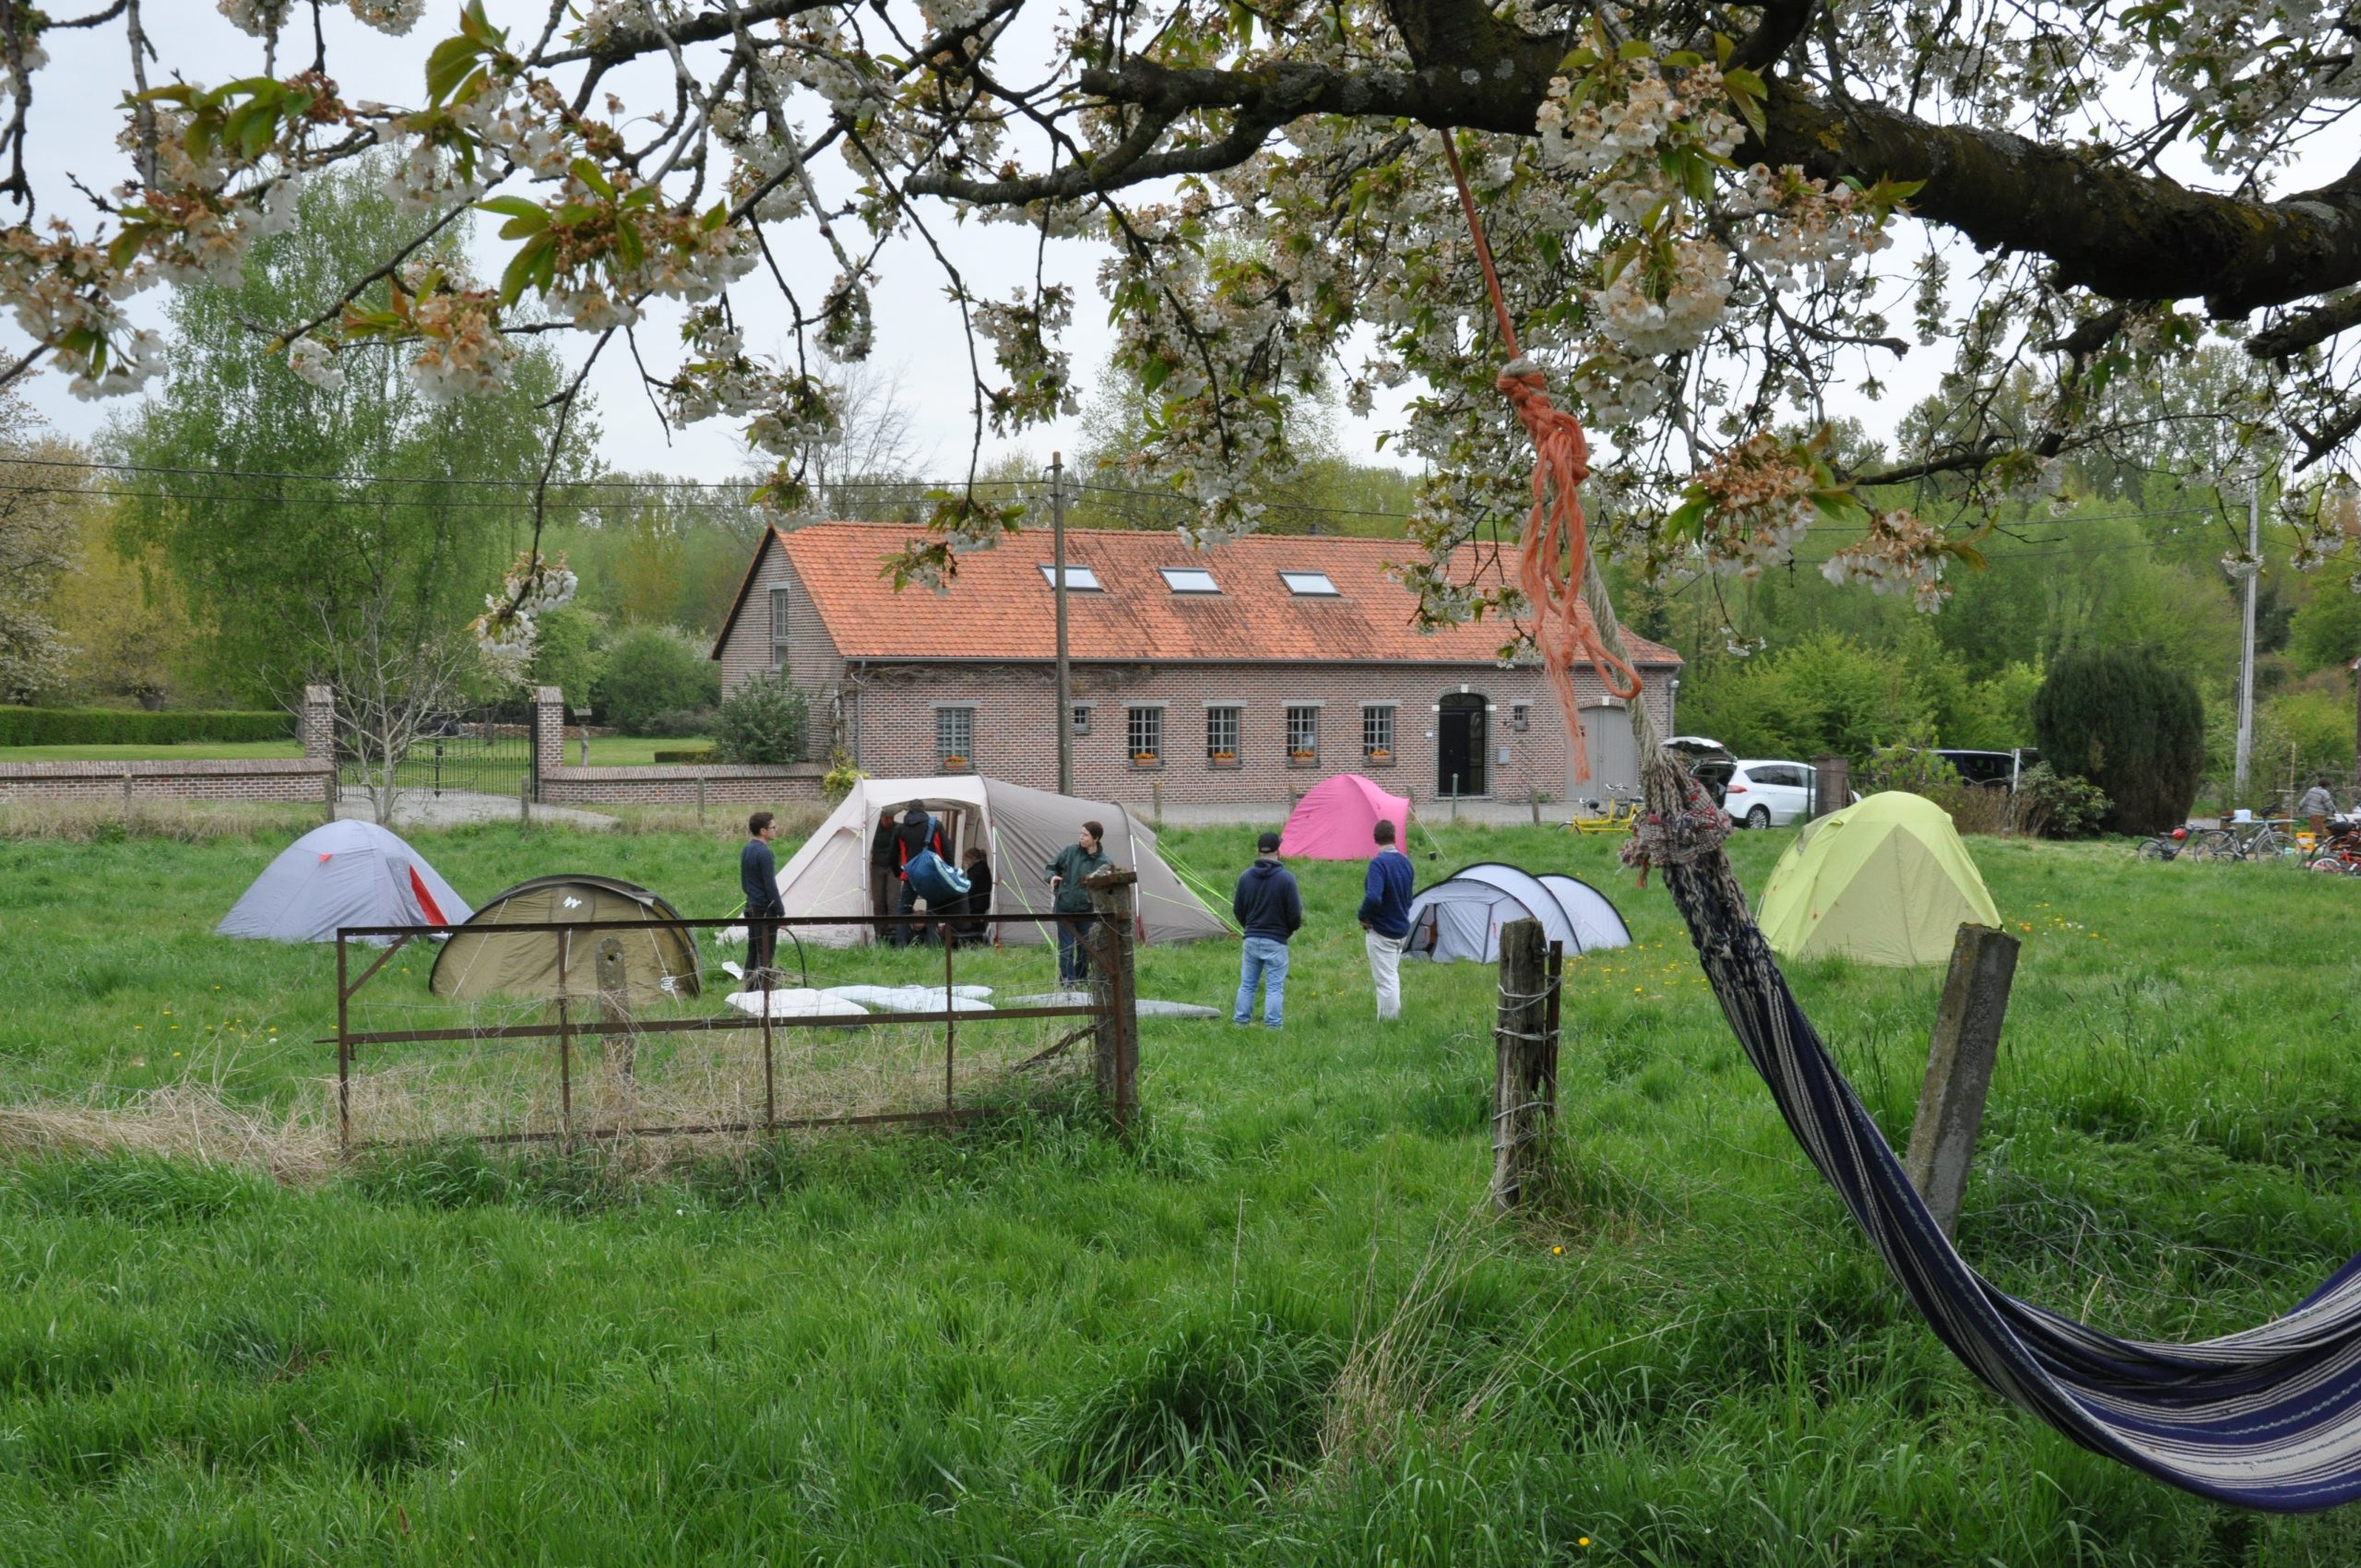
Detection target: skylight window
<box><xmin>1160</xmin><ymin>567</ymin><xmax>1221</xmax><ymax>594</ymax></box>
<box><xmin>1279</xmin><ymin>571</ymin><xmax>1339</xmax><ymax>597</ymax></box>
<box><xmin>1038</xmin><ymin>564</ymin><xmax>1103</xmax><ymax>591</ymax></box>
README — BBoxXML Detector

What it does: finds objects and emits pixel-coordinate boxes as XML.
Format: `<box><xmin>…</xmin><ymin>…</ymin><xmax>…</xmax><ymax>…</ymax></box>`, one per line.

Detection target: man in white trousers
<box><xmin>1357</xmin><ymin>817</ymin><xmax>1414</xmax><ymax>1020</ymax></box>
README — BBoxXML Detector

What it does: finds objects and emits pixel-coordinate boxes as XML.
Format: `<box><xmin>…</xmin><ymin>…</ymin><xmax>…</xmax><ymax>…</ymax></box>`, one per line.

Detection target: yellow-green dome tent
<box><xmin>1756</xmin><ymin>792</ymin><xmax>1999</xmax><ymax>966</ymax></box>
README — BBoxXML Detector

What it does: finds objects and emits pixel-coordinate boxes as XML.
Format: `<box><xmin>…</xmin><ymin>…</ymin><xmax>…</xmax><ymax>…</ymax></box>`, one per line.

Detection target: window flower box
<box><xmin>941</xmin><ymin>754</ymin><xmax>969</xmax><ymax>771</ymax></box>
<box><xmin>1363</xmin><ymin>747</ymin><xmax>1394</xmax><ymax>766</ymax></box>
<box><xmin>1208</xmin><ymin>749</ymin><xmax>1240</xmax><ymax>769</ymax></box>
<box><xmin>1130</xmin><ymin>751</ymin><xmax>1163</xmax><ymax>769</ymax></box>
<box><xmin>1287</xmin><ymin>748</ymin><xmax>1318</xmax><ymax>766</ymax></box>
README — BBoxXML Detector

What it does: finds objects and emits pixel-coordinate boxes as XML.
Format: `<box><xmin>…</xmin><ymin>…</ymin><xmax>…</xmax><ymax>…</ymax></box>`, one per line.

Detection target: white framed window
<box><xmin>1038</xmin><ymin>564</ymin><xmax>1103</xmax><ymax>591</ymax></box>
<box><xmin>936</xmin><ymin>707</ymin><xmax>974</xmax><ymax>772</ymax></box>
<box><xmin>1362</xmin><ymin>705</ymin><xmax>1395</xmax><ymax>762</ymax></box>
<box><xmin>1160</xmin><ymin>566</ymin><xmax>1221</xmax><ymax>594</ymax></box>
<box><xmin>1127</xmin><ymin>706</ymin><xmax>1163</xmax><ymax>767</ymax></box>
<box><xmin>1286</xmin><ymin>705</ymin><xmax>1319</xmax><ymax>763</ymax></box>
<box><xmin>1279</xmin><ymin>571</ymin><xmax>1339</xmax><ymax>597</ymax></box>
<box><xmin>1071</xmin><ymin>703</ymin><xmax>1092</xmax><ymax>736</ymax></box>
<box><xmin>1511</xmin><ymin>702</ymin><xmax>1530</xmax><ymax>731</ymax></box>
<box><xmin>769</xmin><ymin>587</ymin><xmax>791</xmax><ymax>671</ymax></box>
<box><xmin>1205</xmin><ymin>705</ymin><xmax>1240</xmax><ymax>766</ymax></box>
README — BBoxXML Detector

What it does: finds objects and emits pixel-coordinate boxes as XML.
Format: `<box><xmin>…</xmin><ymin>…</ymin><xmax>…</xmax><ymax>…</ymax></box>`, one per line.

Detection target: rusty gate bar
<box><xmin>336</xmin><ymin>932</ymin><xmax>350</xmax><ymax>1156</ymax></box>
<box><xmin>942</xmin><ymin>930</ymin><xmax>956</xmax><ymax>1110</ymax></box>
<box><xmin>331</xmin><ymin>909</ymin><xmax>1126</xmax><ymax>1149</ymax></box>
<box><xmin>556</xmin><ymin>932</ymin><xmax>572</xmax><ymax>1136</ymax></box>
<box><xmin>759</xmin><ymin>922</ymin><xmax>777</xmax><ymax>1131</ymax></box>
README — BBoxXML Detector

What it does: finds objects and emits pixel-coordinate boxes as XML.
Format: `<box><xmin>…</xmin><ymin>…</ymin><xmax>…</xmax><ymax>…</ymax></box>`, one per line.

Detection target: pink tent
<box><xmin>1280</xmin><ymin>774</ymin><xmax>1410</xmax><ymax>860</ymax></box>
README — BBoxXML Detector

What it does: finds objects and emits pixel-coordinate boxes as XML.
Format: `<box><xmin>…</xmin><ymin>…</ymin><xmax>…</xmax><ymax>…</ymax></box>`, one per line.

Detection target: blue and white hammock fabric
<box><xmin>1643</xmin><ymin>773</ymin><xmax>2361</xmax><ymax>1514</ymax></box>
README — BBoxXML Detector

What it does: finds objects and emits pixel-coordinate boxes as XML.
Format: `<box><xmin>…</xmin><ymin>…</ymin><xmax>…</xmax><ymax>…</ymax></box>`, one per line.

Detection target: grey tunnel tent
<box><xmin>218</xmin><ymin>820</ymin><xmax>471</xmax><ymax>944</ymax></box>
<box><xmin>429</xmin><ymin>874</ymin><xmax>701</xmax><ymax>1004</ymax></box>
<box><xmin>1404</xmin><ymin>862</ymin><xmax>1632</xmax><ymax>963</ymax></box>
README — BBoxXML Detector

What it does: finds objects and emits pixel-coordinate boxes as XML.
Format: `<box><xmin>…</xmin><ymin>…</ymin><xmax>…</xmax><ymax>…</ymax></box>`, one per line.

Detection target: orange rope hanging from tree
<box><xmin>1441</xmin><ymin>134</ymin><xmax>1643</xmax><ymax>783</ymax></box>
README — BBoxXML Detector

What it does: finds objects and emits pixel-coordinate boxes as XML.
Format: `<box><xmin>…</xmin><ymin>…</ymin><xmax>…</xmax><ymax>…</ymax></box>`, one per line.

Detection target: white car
<box><xmin>1726</xmin><ymin>759</ymin><xmax>1825</xmax><ymax>828</ymax></box>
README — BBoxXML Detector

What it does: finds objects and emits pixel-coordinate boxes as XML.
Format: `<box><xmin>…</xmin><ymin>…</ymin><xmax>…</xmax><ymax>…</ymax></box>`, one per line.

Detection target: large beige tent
<box><xmin>776</xmin><ymin>775</ymin><xmax>1231</xmax><ymax>947</ymax></box>
<box><xmin>1757</xmin><ymin>792</ymin><xmax>2000</xmax><ymax>967</ymax></box>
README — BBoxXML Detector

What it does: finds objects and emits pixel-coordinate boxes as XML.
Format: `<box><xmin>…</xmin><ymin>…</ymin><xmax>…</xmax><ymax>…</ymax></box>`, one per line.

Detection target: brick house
<box><xmin>711</xmin><ymin>521</ymin><xmax>1682</xmax><ymax>808</ymax></box>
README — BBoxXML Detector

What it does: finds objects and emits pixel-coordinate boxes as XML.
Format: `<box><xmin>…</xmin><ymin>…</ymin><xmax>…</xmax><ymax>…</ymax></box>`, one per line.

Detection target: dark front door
<box><xmin>1437</xmin><ymin>693</ymin><xmax>1488</xmax><ymax>797</ymax></box>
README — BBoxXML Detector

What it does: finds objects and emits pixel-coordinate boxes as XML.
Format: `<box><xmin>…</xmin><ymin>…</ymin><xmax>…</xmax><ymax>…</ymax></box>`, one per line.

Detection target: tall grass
<box><xmin>7</xmin><ymin>819</ymin><xmax>2361</xmax><ymax>1561</ymax></box>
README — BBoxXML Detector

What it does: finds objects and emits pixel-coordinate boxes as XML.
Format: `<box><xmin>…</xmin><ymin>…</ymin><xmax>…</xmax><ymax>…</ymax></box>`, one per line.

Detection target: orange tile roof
<box><xmin>761</xmin><ymin>522</ymin><xmax>1682</xmax><ymax>668</ymax></box>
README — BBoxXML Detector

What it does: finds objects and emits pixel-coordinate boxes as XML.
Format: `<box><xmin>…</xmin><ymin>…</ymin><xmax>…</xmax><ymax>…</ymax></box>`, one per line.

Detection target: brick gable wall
<box><xmin>716</xmin><ymin>531</ymin><xmax>843</xmax><ymax>762</ymax></box>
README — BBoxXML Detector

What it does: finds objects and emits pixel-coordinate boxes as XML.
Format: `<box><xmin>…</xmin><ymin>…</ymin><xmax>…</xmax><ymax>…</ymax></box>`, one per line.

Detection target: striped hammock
<box><xmin>1650</xmin><ymin>811</ymin><xmax>2361</xmax><ymax>1513</ymax></box>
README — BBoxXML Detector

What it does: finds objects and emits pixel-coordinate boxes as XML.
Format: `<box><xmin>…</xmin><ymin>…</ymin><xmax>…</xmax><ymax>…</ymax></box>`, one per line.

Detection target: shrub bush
<box><xmin>0</xmin><ymin>707</ymin><xmax>291</xmax><ymax>746</ymax></box>
<box><xmin>2011</xmin><ymin>762</ymin><xmax>2110</xmax><ymax>838</ymax></box>
<box><xmin>2030</xmin><ymin>647</ymin><xmax>2205</xmax><ymax>834</ymax></box>
<box><xmin>636</xmin><ymin>707</ymin><xmax>716</xmax><ymax>740</ymax></box>
<box><xmin>594</xmin><ymin>627</ymin><xmax>718</xmax><ymax>734</ymax></box>
<box><xmin>715</xmin><ymin>671</ymin><xmax>810</xmax><ymax>765</ymax></box>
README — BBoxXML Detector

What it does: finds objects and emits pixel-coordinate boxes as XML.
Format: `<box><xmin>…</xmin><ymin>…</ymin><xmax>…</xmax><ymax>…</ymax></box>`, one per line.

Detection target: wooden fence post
<box><xmin>1490</xmin><ymin>917</ymin><xmax>1557</xmax><ymax>1210</ymax></box>
<box><xmin>1903</xmin><ymin>923</ymin><xmax>2021</xmax><ymax>1240</ymax></box>
<box><xmin>1084</xmin><ymin>865</ymin><xmax>1141</xmax><ymax>1131</ymax></box>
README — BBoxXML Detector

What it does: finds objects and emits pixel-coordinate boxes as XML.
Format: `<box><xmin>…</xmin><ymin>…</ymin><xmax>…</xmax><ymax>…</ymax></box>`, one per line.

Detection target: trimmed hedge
<box><xmin>651</xmin><ymin>747</ymin><xmax>719</xmax><ymax>764</ymax></box>
<box><xmin>0</xmin><ymin>707</ymin><xmax>293</xmax><ymax>746</ymax></box>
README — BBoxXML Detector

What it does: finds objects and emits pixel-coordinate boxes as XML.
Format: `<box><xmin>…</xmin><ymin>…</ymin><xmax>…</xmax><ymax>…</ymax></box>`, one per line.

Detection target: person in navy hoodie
<box><xmin>1230</xmin><ymin>831</ymin><xmax>1303</xmax><ymax>1028</ymax></box>
<box><xmin>1357</xmin><ymin>817</ymin><xmax>1414</xmax><ymax>1020</ymax></box>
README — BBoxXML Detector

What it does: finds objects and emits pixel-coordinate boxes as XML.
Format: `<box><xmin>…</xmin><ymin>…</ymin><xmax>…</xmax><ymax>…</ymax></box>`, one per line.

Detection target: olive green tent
<box><xmin>429</xmin><ymin>874</ymin><xmax>701</xmax><ymax>1004</ymax></box>
<box><xmin>1756</xmin><ymin>792</ymin><xmax>1999</xmax><ymax>967</ymax></box>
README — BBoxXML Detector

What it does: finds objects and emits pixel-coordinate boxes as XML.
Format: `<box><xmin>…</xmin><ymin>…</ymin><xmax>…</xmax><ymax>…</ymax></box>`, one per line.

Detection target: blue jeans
<box><xmin>1233</xmin><ymin>936</ymin><xmax>1290</xmax><ymax>1028</ymax></box>
<box><xmin>1056</xmin><ymin>916</ymin><xmax>1092</xmax><ymax>987</ymax></box>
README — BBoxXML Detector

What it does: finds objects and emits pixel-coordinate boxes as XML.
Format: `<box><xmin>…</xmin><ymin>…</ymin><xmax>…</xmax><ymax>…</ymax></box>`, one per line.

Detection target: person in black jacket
<box><xmin>949</xmin><ymin>846</ymin><xmax>992</xmax><ymax>944</ymax></box>
<box><xmin>889</xmin><ymin>803</ymin><xmax>946</xmax><ymax>947</ymax></box>
<box><xmin>868</xmin><ymin>808</ymin><xmax>899</xmax><ymax>941</ymax></box>
<box><xmin>1230</xmin><ymin>831</ymin><xmax>1303</xmax><ymax>1028</ymax></box>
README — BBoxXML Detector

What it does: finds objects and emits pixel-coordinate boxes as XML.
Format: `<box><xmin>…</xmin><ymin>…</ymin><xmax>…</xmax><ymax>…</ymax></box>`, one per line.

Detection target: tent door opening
<box><xmin>1438</xmin><ymin>693</ymin><xmax>1488</xmax><ymax>798</ymax></box>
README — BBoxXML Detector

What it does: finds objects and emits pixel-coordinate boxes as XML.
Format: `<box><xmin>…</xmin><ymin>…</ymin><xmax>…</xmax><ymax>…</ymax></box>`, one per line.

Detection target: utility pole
<box><xmin>2235</xmin><ymin>480</ymin><xmax>2260</xmax><ymax>805</ymax></box>
<box><xmin>1050</xmin><ymin>452</ymin><xmax>1073</xmax><ymax>797</ymax></box>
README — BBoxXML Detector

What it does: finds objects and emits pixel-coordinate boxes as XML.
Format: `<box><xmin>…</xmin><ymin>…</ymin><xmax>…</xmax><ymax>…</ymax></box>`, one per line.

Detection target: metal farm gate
<box><xmin>396</xmin><ymin>708</ymin><xmax>535</xmax><ymax>799</ymax></box>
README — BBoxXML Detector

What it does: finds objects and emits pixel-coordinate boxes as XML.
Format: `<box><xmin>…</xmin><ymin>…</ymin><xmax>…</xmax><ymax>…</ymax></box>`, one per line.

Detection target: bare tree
<box><xmin>307</xmin><ymin>578</ymin><xmax>477</xmax><ymax>827</ymax></box>
<box><xmin>746</xmin><ymin>355</ymin><xmax>932</xmax><ymax>523</ymax></box>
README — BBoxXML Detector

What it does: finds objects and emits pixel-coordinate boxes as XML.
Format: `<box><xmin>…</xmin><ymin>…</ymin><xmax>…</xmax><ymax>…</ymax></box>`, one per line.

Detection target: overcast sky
<box><xmin>7</xmin><ymin>6</ymin><xmax>2353</xmax><ymax>490</ymax></box>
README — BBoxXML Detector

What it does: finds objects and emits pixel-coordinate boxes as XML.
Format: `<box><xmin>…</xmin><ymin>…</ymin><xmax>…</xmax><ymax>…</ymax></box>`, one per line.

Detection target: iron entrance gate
<box><xmin>397</xmin><ymin>708</ymin><xmax>535</xmax><ymax>798</ymax></box>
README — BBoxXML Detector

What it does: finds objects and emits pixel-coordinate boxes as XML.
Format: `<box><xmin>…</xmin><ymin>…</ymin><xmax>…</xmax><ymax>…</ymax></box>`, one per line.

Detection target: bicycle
<box><xmin>2189</xmin><ymin>818</ymin><xmax>2296</xmax><ymax>863</ymax></box>
<box><xmin>1569</xmin><ymin>795</ymin><xmax>1640</xmax><ymax>835</ymax></box>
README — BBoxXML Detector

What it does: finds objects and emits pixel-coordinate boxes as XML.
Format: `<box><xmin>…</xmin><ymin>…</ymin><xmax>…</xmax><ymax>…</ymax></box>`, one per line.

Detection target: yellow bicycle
<box><xmin>1569</xmin><ymin>796</ymin><xmax>1640</xmax><ymax>835</ymax></box>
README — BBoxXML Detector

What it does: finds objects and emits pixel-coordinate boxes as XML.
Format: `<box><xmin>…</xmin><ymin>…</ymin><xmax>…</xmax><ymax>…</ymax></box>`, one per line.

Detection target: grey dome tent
<box><xmin>1404</xmin><ymin>862</ymin><xmax>1631</xmax><ymax>963</ymax></box>
<box><xmin>429</xmin><ymin>874</ymin><xmax>701</xmax><ymax>1004</ymax></box>
<box><xmin>218</xmin><ymin>820</ymin><xmax>470</xmax><ymax>944</ymax></box>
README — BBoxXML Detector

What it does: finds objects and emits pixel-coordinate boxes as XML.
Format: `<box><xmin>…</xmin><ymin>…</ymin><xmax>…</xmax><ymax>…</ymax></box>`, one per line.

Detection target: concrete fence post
<box><xmin>1903</xmin><ymin>923</ymin><xmax>2021</xmax><ymax>1239</ymax></box>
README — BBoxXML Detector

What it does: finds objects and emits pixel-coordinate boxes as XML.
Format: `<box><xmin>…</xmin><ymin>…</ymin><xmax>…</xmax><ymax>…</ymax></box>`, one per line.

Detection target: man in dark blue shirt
<box><xmin>741</xmin><ymin>810</ymin><xmax>787</xmax><ymax>981</ymax></box>
<box><xmin>1357</xmin><ymin>817</ymin><xmax>1414</xmax><ymax>1020</ymax></box>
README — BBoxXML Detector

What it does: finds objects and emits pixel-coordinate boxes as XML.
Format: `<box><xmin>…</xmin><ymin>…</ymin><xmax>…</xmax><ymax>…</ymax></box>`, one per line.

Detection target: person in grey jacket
<box><xmin>1045</xmin><ymin>821</ymin><xmax>1109</xmax><ymax>986</ymax></box>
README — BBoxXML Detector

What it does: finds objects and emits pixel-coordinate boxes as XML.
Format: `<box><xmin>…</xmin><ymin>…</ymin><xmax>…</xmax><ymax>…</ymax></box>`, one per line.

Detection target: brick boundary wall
<box><xmin>539</xmin><ymin>763</ymin><xmax>828</xmax><ymax>807</ymax></box>
<box><xmin>0</xmin><ymin>758</ymin><xmax>336</xmax><ymax>804</ymax></box>
<box><xmin>529</xmin><ymin>686</ymin><xmax>826</xmax><ymax>807</ymax></box>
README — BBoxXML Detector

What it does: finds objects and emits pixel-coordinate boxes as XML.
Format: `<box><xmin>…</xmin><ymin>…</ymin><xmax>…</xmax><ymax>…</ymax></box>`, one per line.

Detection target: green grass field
<box><xmin>6</xmin><ymin>815</ymin><xmax>2361</xmax><ymax>1563</ymax></box>
<box><xmin>0</xmin><ymin>735</ymin><xmax>702</xmax><ymax>766</ymax></box>
<box><xmin>0</xmin><ymin>740</ymin><xmax>306</xmax><ymax>762</ymax></box>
